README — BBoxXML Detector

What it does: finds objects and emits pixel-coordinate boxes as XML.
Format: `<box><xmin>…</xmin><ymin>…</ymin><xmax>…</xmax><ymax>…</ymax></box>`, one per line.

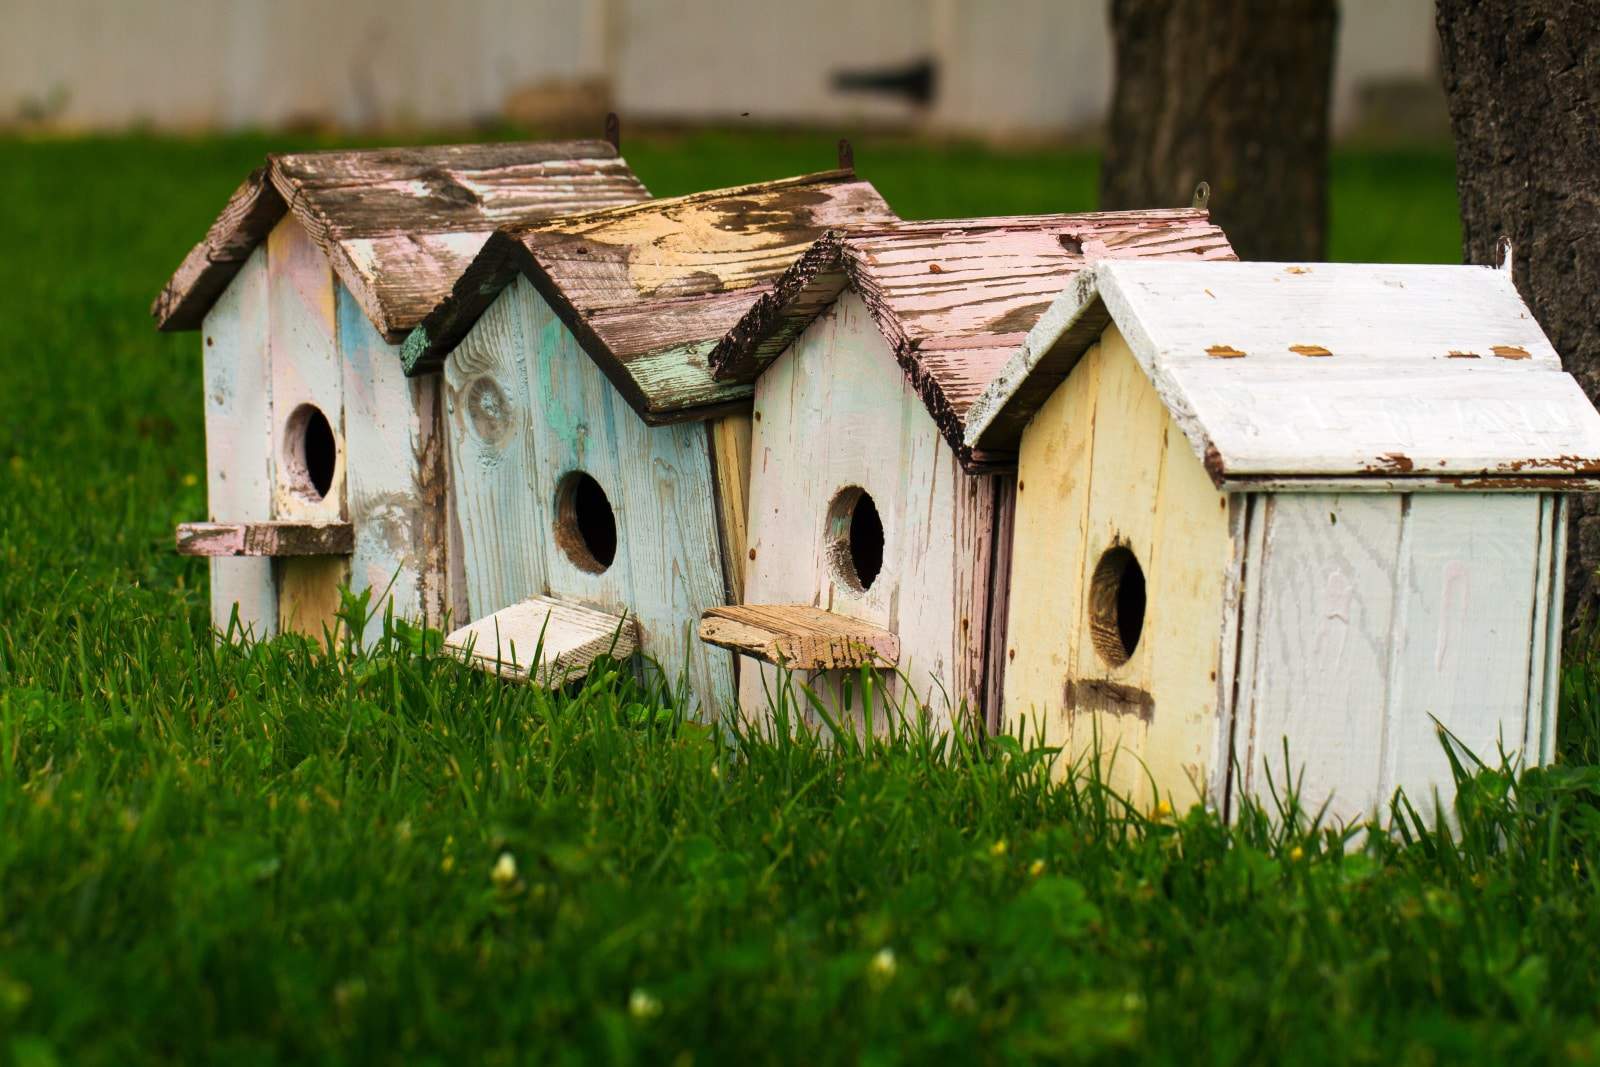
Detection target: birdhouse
<box><xmin>400</xmin><ymin>168</ymin><xmax>895</xmax><ymax>710</ymax></box>
<box><xmin>964</xmin><ymin>258</ymin><xmax>1600</xmax><ymax>822</ymax></box>
<box><xmin>157</xmin><ymin>140</ymin><xmax>647</xmax><ymax>644</ymax></box>
<box><xmin>700</xmin><ymin>211</ymin><xmax>1233</xmax><ymax>733</ymax></box>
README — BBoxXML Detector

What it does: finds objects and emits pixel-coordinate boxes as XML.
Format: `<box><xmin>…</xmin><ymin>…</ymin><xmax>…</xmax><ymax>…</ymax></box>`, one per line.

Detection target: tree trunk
<box><xmin>1436</xmin><ymin>0</ymin><xmax>1600</xmax><ymax>630</ymax></box>
<box><xmin>1101</xmin><ymin>0</ymin><xmax>1338</xmax><ymax>261</ymax></box>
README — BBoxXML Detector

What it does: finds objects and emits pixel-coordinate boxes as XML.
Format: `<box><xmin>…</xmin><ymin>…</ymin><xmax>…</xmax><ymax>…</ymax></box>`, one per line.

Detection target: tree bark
<box><xmin>1101</xmin><ymin>0</ymin><xmax>1338</xmax><ymax>261</ymax></box>
<box><xmin>1436</xmin><ymin>0</ymin><xmax>1600</xmax><ymax>630</ymax></box>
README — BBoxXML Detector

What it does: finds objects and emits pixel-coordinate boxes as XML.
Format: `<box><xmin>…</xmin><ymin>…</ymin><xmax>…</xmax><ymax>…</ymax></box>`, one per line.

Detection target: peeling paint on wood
<box><xmin>405</xmin><ymin>170</ymin><xmax>895</xmax><ymax>425</ymax></box>
<box><xmin>200</xmin><ymin>245</ymin><xmax>276</xmax><ymax>640</ymax></box>
<box><xmin>966</xmin><ymin>259</ymin><xmax>1600</xmax><ymax>485</ymax></box>
<box><xmin>153</xmin><ymin>140</ymin><xmax>650</xmax><ymax>340</ymax></box>
<box><xmin>176</xmin><ymin>521</ymin><xmax>353</xmax><ymax>557</ymax></box>
<box><xmin>710</xmin><ymin>209</ymin><xmax>1234</xmax><ymax>468</ymax></box>
<box><xmin>267</xmin><ymin>217</ymin><xmax>347</xmax><ymax>638</ymax></box>
<box><xmin>734</xmin><ymin>290</ymin><xmax>1009</xmax><ymax>732</ymax></box>
<box><xmin>444</xmin><ymin>276</ymin><xmax>738</xmax><ymax>720</ymax></box>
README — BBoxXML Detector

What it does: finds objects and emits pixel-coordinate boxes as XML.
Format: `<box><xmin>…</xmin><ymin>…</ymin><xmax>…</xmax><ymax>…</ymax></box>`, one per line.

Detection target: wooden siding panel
<box><xmin>338</xmin><ymin>283</ymin><xmax>434</xmax><ymax>645</ymax></box>
<box><xmin>1240</xmin><ymin>494</ymin><xmax>1403</xmax><ymax>821</ymax></box>
<box><xmin>201</xmin><ymin>245</ymin><xmax>276</xmax><ymax>639</ymax></box>
<box><xmin>1380</xmin><ymin>493</ymin><xmax>1543</xmax><ymax>819</ymax></box>
<box><xmin>1002</xmin><ymin>338</ymin><xmax>1100</xmax><ymax>750</ymax></box>
<box><xmin>443</xmin><ymin>280</ymin><xmax>545</xmax><ymax>621</ymax></box>
<box><xmin>1067</xmin><ymin>328</ymin><xmax>1174</xmax><ymax>801</ymax></box>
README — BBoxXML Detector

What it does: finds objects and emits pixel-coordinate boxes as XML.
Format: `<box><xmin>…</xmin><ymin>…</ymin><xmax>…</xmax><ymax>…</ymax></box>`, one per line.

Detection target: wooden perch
<box><xmin>445</xmin><ymin>595</ymin><xmax>639</xmax><ymax>687</ymax></box>
<box><xmin>176</xmin><ymin>521</ymin><xmax>353</xmax><ymax>557</ymax></box>
<box><xmin>698</xmin><ymin>604</ymin><xmax>899</xmax><ymax>670</ymax></box>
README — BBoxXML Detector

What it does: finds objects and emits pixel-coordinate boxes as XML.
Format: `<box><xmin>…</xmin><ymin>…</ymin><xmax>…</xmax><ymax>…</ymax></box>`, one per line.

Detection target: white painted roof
<box><xmin>965</xmin><ymin>260</ymin><xmax>1600</xmax><ymax>490</ymax></box>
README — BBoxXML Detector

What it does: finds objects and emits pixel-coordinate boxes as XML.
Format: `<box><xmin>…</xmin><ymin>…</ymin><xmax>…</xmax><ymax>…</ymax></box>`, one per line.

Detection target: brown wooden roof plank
<box><xmin>403</xmin><ymin>170</ymin><xmax>897</xmax><ymax>421</ymax></box>
<box><xmin>153</xmin><ymin>140</ymin><xmax>649</xmax><ymax>338</ymax></box>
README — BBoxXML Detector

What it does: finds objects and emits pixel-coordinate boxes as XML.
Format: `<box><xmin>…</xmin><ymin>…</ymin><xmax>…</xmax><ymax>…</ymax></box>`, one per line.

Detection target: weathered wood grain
<box><xmin>708</xmin><ymin>413</ymin><xmax>753</xmax><ymax>604</ymax></box>
<box><xmin>446</xmin><ymin>595</ymin><xmax>639</xmax><ymax>687</ymax></box>
<box><xmin>267</xmin><ymin>217</ymin><xmax>348</xmax><ymax>638</ymax></box>
<box><xmin>154</xmin><ymin>140</ymin><xmax>650</xmax><ymax>340</ymax></box>
<box><xmin>1224</xmin><ymin>491</ymin><xmax>1553</xmax><ymax>825</ymax></box>
<box><xmin>700</xmin><ymin>605</ymin><xmax>900</xmax><ymax>669</ymax></box>
<box><xmin>276</xmin><ymin>557</ymin><xmax>349</xmax><ymax>641</ymax></box>
<box><xmin>967</xmin><ymin>259</ymin><xmax>1600</xmax><ymax>486</ymax></box>
<box><xmin>403</xmin><ymin>170</ymin><xmax>896</xmax><ymax>424</ymax></box>
<box><xmin>200</xmin><ymin>245</ymin><xmax>276</xmax><ymax>640</ymax></box>
<box><xmin>442</xmin><ymin>274</ymin><xmax>547</xmax><ymax>622</ymax></box>
<box><xmin>176</xmin><ymin>521</ymin><xmax>353</xmax><ymax>557</ymax></box>
<box><xmin>711</xmin><ymin>210</ymin><xmax>1234</xmax><ymax>468</ymax></box>
<box><xmin>338</xmin><ymin>283</ymin><xmax>432</xmax><ymax>644</ymax></box>
<box><xmin>1378</xmin><ymin>493</ymin><xmax>1542</xmax><ymax>821</ymax></box>
<box><xmin>444</xmin><ymin>276</ymin><xmax>738</xmax><ymax>720</ymax></box>
<box><xmin>739</xmin><ymin>290</ymin><xmax>1007</xmax><ymax>731</ymax></box>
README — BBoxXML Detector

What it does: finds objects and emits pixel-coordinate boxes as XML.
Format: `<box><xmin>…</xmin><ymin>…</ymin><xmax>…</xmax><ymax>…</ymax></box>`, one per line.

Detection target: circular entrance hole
<box><xmin>555</xmin><ymin>471</ymin><xmax>617</xmax><ymax>573</ymax></box>
<box><xmin>1088</xmin><ymin>545</ymin><xmax>1146</xmax><ymax>667</ymax></box>
<box><xmin>283</xmin><ymin>403</ymin><xmax>338</xmax><ymax>502</ymax></box>
<box><xmin>825</xmin><ymin>486</ymin><xmax>884</xmax><ymax>593</ymax></box>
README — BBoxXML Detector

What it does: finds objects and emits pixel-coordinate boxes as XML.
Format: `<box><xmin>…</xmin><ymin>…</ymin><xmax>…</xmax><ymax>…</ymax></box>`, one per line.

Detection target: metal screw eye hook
<box><xmin>1496</xmin><ymin>235</ymin><xmax>1514</xmax><ymax>274</ymax></box>
<box><xmin>1192</xmin><ymin>181</ymin><xmax>1211</xmax><ymax>211</ymax></box>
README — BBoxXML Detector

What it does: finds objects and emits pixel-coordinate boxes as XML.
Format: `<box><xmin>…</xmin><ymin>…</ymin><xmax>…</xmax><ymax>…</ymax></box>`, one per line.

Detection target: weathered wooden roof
<box><xmin>708</xmin><ymin>210</ymin><xmax>1233</xmax><ymax>467</ymax></box>
<box><xmin>153</xmin><ymin>140</ymin><xmax>649</xmax><ymax>341</ymax></box>
<box><xmin>401</xmin><ymin>170</ymin><xmax>896</xmax><ymax>422</ymax></box>
<box><xmin>965</xmin><ymin>259</ymin><xmax>1600</xmax><ymax>490</ymax></box>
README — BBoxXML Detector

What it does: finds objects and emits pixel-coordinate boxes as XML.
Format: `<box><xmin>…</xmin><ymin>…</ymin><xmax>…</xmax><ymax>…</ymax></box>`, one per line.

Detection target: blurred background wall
<box><xmin>2</xmin><ymin>0</ymin><xmax>1443</xmax><ymax>141</ymax></box>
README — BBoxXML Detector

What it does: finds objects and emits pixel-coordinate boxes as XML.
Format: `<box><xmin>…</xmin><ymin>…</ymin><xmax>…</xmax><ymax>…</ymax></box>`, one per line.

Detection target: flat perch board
<box><xmin>699</xmin><ymin>605</ymin><xmax>900</xmax><ymax>669</ymax></box>
<box><xmin>176</xmin><ymin>521</ymin><xmax>354</xmax><ymax>557</ymax></box>
<box><xmin>446</xmin><ymin>595</ymin><xmax>639</xmax><ymax>686</ymax></box>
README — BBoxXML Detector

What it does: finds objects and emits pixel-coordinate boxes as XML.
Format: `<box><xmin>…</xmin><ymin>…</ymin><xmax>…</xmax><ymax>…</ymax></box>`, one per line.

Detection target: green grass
<box><xmin>3</xmin><ymin>132</ymin><xmax>1598</xmax><ymax>1065</ymax></box>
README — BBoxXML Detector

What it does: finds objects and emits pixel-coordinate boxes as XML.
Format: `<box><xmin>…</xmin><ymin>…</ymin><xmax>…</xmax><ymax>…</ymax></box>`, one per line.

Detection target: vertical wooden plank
<box><xmin>708</xmin><ymin>412</ymin><xmax>753</xmax><ymax>604</ymax></box>
<box><xmin>1140</xmin><ymin>410</ymin><xmax>1232</xmax><ymax>809</ymax></box>
<box><xmin>442</xmin><ymin>280</ymin><xmax>545</xmax><ymax>621</ymax></box>
<box><xmin>516</xmin><ymin>278</ymin><xmax>737</xmax><ymax>720</ymax></box>
<box><xmin>201</xmin><ymin>245</ymin><xmax>275</xmax><ymax>640</ymax></box>
<box><xmin>1218</xmin><ymin>494</ymin><xmax>1269</xmax><ymax>820</ymax></box>
<box><xmin>1067</xmin><ymin>327</ymin><xmax>1169</xmax><ymax>801</ymax></box>
<box><xmin>1003</xmin><ymin>337</ymin><xmax>1100</xmax><ymax>754</ymax></box>
<box><xmin>1539</xmin><ymin>496</ymin><xmax>1569</xmax><ymax>764</ymax></box>
<box><xmin>980</xmin><ymin>472</ymin><xmax>1017</xmax><ymax>734</ymax></box>
<box><xmin>1523</xmin><ymin>494</ymin><xmax>1555</xmax><ymax>765</ymax></box>
<box><xmin>338</xmin><ymin>283</ymin><xmax>431</xmax><ymax>645</ymax></box>
<box><xmin>267</xmin><ymin>216</ymin><xmax>348</xmax><ymax>637</ymax></box>
<box><xmin>1243</xmin><ymin>493</ymin><xmax>1401</xmax><ymax>822</ymax></box>
<box><xmin>1380</xmin><ymin>493</ymin><xmax>1543</xmax><ymax>820</ymax></box>
<box><xmin>413</xmin><ymin>373</ymin><xmax>453</xmax><ymax>632</ymax></box>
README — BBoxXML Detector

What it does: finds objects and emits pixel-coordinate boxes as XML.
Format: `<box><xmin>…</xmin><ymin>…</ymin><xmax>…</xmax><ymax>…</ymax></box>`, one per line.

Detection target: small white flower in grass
<box><xmin>491</xmin><ymin>851</ymin><xmax>518</xmax><ymax>887</ymax></box>
<box><xmin>629</xmin><ymin>989</ymin><xmax>662</xmax><ymax>1020</ymax></box>
<box><xmin>869</xmin><ymin>947</ymin><xmax>897</xmax><ymax>985</ymax></box>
